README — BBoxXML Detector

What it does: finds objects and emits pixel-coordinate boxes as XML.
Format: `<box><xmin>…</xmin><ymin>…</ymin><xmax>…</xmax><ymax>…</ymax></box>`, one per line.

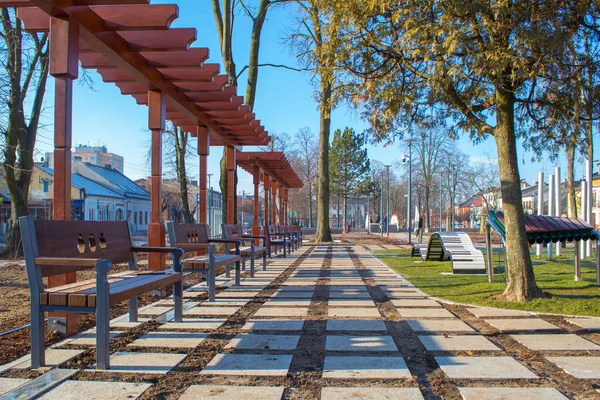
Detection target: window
<box><xmin>134</xmin><ymin>212</ymin><xmax>138</xmax><ymax>225</ymax></box>
<box><xmin>145</xmin><ymin>211</ymin><xmax>148</xmax><ymax>225</ymax></box>
<box><xmin>88</xmin><ymin>209</ymin><xmax>94</xmax><ymax>221</ymax></box>
<box><xmin>43</xmin><ymin>180</ymin><xmax>49</xmax><ymax>193</ymax></box>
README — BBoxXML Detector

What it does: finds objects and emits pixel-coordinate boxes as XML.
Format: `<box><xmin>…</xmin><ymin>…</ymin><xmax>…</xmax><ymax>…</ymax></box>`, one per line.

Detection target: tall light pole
<box><xmin>385</xmin><ymin>165</ymin><xmax>391</xmax><ymax>238</ymax></box>
<box><xmin>403</xmin><ymin>139</ymin><xmax>414</xmax><ymax>243</ymax></box>
<box><xmin>207</xmin><ymin>173</ymin><xmax>213</xmax><ymax>235</ymax></box>
<box><xmin>451</xmin><ymin>165</ymin><xmax>457</xmax><ymax>231</ymax></box>
<box><xmin>241</xmin><ymin>189</ymin><xmax>245</xmax><ymax>228</ymax></box>
<box><xmin>439</xmin><ymin>174</ymin><xmax>443</xmax><ymax>231</ymax></box>
<box><xmin>380</xmin><ymin>174</ymin><xmax>384</xmax><ymax>237</ymax></box>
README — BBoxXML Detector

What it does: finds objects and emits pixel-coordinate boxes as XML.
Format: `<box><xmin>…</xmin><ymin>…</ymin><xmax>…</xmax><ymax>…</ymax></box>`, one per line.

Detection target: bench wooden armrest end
<box><xmin>34</xmin><ymin>257</ymin><xmax>104</xmax><ymax>268</ymax></box>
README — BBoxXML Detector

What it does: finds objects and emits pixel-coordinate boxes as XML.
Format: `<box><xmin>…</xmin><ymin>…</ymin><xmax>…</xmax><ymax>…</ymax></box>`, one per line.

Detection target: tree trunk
<box><xmin>308</xmin><ymin>182</ymin><xmax>313</xmax><ymax>227</ymax></box>
<box><xmin>566</xmin><ymin>142</ymin><xmax>577</xmax><ymax>218</ymax></box>
<box><xmin>424</xmin><ymin>184</ymin><xmax>430</xmax><ymax>231</ymax></box>
<box><xmin>220</xmin><ymin>148</ymin><xmax>228</xmax><ymax>224</ymax></box>
<box><xmin>314</xmin><ymin>81</ymin><xmax>333</xmax><ymax>242</ymax></box>
<box><xmin>174</xmin><ymin>129</ymin><xmax>193</xmax><ymax>223</ymax></box>
<box><xmin>494</xmin><ymin>88</ymin><xmax>544</xmax><ymax>302</ymax></box>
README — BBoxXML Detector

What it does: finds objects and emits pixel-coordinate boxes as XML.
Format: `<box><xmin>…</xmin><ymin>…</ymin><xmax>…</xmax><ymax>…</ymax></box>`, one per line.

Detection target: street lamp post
<box><xmin>207</xmin><ymin>173</ymin><xmax>213</xmax><ymax>235</ymax></box>
<box><xmin>439</xmin><ymin>174</ymin><xmax>443</xmax><ymax>231</ymax></box>
<box><xmin>385</xmin><ymin>165</ymin><xmax>391</xmax><ymax>238</ymax></box>
<box><xmin>380</xmin><ymin>175</ymin><xmax>384</xmax><ymax>237</ymax></box>
<box><xmin>451</xmin><ymin>165</ymin><xmax>457</xmax><ymax>232</ymax></box>
<box><xmin>402</xmin><ymin>139</ymin><xmax>414</xmax><ymax>243</ymax></box>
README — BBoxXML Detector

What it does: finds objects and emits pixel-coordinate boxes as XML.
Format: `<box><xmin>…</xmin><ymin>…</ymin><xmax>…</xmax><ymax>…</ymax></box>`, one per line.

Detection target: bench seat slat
<box><xmin>182</xmin><ymin>254</ymin><xmax>241</xmax><ymax>270</ymax></box>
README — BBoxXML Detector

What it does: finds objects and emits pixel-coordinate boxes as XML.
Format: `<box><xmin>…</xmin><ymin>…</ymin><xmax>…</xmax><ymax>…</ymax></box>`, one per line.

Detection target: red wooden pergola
<box><xmin>237</xmin><ymin>152</ymin><xmax>303</xmax><ymax>236</ymax></box>
<box><xmin>5</xmin><ymin>0</ymin><xmax>275</xmax><ymax>334</ymax></box>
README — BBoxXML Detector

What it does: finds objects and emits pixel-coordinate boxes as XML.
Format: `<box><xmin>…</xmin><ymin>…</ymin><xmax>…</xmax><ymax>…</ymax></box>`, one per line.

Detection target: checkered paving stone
<box><xmin>4</xmin><ymin>245</ymin><xmax>600</xmax><ymax>399</ymax></box>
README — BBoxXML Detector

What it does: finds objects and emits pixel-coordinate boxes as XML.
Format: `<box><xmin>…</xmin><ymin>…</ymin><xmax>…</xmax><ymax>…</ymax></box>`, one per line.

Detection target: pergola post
<box><xmin>148</xmin><ymin>89</ymin><xmax>166</xmax><ymax>270</ymax></box>
<box><xmin>253</xmin><ymin>165</ymin><xmax>260</xmax><ymax>238</ymax></box>
<box><xmin>226</xmin><ymin>146</ymin><xmax>236</xmax><ymax>224</ymax></box>
<box><xmin>279</xmin><ymin>184</ymin><xmax>284</xmax><ymax>226</ymax></box>
<box><xmin>197</xmin><ymin>126</ymin><xmax>209</xmax><ymax>223</ymax></box>
<box><xmin>49</xmin><ymin>15</ymin><xmax>79</xmax><ymax>335</ymax></box>
<box><xmin>271</xmin><ymin>180</ymin><xmax>277</xmax><ymax>226</ymax></box>
<box><xmin>264</xmin><ymin>173</ymin><xmax>270</xmax><ymax>226</ymax></box>
<box><xmin>284</xmin><ymin>188</ymin><xmax>289</xmax><ymax>226</ymax></box>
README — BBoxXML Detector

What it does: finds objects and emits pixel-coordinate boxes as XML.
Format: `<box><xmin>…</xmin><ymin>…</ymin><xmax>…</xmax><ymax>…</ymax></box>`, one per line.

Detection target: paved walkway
<box><xmin>1</xmin><ymin>245</ymin><xmax>600</xmax><ymax>399</ymax></box>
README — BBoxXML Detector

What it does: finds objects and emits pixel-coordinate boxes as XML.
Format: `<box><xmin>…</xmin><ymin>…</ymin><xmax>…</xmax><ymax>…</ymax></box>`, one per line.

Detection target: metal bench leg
<box><xmin>226</xmin><ymin>264</ymin><xmax>230</xmax><ymax>278</ymax></box>
<box><xmin>173</xmin><ymin>282</ymin><xmax>183</xmax><ymax>323</ymax></box>
<box><xmin>241</xmin><ymin>259</ymin><xmax>246</xmax><ymax>271</ymax></box>
<box><xmin>208</xmin><ymin>267</ymin><xmax>216</xmax><ymax>302</ymax></box>
<box><xmin>283</xmin><ymin>241</ymin><xmax>287</xmax><ymax>257</ymax></box>
<box><xmin>30</xmin><ymin>302</ymin><xmax>45</xmax><ymax>368</ymax></box>
<box><xmin>95</xmin><ymin>261</ymin><xmax>111</xmax><ymax>370</ymax></box>
<box><xmin>263</xmin><ymin>251</ymin><xmax>267</xmax><ymax>271</ymax></box>
<box><xmin>235</xmin><ymin>260</ymin><xmax>241</xmax><ymax>286</ymax></box>
<box><xmin>129</xmin><ymin>297</ymin><xmax>138</xmax><ymax>322</ymax></box>
<box><xmin>250</xmin><ymin>248</ymin><xmax>255</xmax><ymax>278</ymax></box>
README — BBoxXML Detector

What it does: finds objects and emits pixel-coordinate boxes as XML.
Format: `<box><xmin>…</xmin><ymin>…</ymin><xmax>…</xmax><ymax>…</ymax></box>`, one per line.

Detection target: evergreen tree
<box><xmin>329</xmin><ymin>127</ymin><xmax>370</xmax><ymax>233</ymax></box>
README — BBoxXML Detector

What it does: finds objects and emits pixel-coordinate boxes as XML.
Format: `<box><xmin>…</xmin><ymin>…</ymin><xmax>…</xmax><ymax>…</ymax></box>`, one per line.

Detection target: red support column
<box><xmin>253</xmin><ymin>165</ymin><xmax>260</xmax><ymax>238</ymax></box>
<box><xmin>226</xmin><ymin>146</ymin><xmax>236</xmax><ymax>224</ymax></box>
<box><xmin>271</xmin><ymin>179</ymin><xmax>277</xmax><ymax>225</ymax></box>
<box><xmin>279</xmin><ymin>184</ymin><xmax>284</xmax><ymax>226</ymax></box>
<box><xmin>197</xmin><ymin>126</ymin><xmax>209</xmax><ymax>223</ymax></box>
<box><xmin>147</xmin><ymin>89</ymin><xmax>166</xmax><ymax>270</ymax></box>
<box><xmin>263</xmin><ymin>173</ymin><xmax>270</xmax><ymax>226</ymax></box>
<box><xmin>49</xmin><ymin>15</ymin><xmax>79</xmax><ymax>335</ymax></box>
<box><xmin>284</xmin><ymin>188</ymin><xmax>289</xmax><ymax>227</ymax></box>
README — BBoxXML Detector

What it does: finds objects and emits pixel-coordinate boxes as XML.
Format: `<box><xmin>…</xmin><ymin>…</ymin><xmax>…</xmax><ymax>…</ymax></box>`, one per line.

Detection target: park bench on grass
<box><xmin>265</xmin><ymin>224</ymin><xmax>289</xmax><ymax>258</ymax></box>
<box><xmin>222</xmin><ymin>224</ymin><xmax>268</xmax><ymax>277</ymax></box>
<box><xmin>166</xmin><ymin>222</ymin><xmax>241</xmax><ymax>302</ymax></box>
<box><xmin>20</xmin><ymin>216</ymin><xmax>184</xmax><ymax>370</ymax></box>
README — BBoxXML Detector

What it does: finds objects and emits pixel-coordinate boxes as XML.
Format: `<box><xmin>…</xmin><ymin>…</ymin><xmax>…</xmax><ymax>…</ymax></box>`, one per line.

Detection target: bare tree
<box><xmin>0</xmin><ymin>9</ymin><xmax>49</xmax><ymax>256</ymax></box>
<box><xmin>292</xmin><ymin>126</ymin><xmax>318</xmax><ymax>226</ymax></box>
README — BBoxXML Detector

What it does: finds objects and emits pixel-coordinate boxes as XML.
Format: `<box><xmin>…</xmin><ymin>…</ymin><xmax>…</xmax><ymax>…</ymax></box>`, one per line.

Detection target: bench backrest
<box><xmin>290</xmin><ymin>226</ymin><xmax>301</xmax><ymax>233</ymax></box>
<box><xmin>222</xmin><ymin>224</ymin><xmax>244</xmax><ymax>240</ymax></box>
<box><xmin>265</xmin><ymin>224</ymin><xmax>276</xmax><ymax>237</ymax></box>
<box><xmin>166</xmin><ymin>221</ymin><xmax>210</xmax><ymax>253</ymax></box>
<box><xmin>20</xmin><ymin>216</ymin><xmax>134</xmax><ymax>283</ymax></box>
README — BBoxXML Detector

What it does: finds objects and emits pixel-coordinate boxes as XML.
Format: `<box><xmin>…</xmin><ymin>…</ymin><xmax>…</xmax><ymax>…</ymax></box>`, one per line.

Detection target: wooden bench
<box><xmin>166</xmin><ymin>222</ymin><xmax>242</xmax><ymax>301</ymax></box>
<box><xmin>265</xmin><ymin>224</ymin><xmax>288</xmax><ymax>257</ymax></box>
<box><xmin>280</xmin><ymin>225</ymin><xmax>300</xmax><ymax>251</ymax></box>
<box><xmin>20</xmin><ymin>216</ymin><xmax>184</xmax><ymax>370</ymax></box>
<box><xmin>290</xmin><ymin>226</ymin><xmax>303</xmax><ymax>248</ymax></box>
<box><xmin>222</xmin><ymin>224</ymin><xmax>268</xmax><ymax>277</ymax></box>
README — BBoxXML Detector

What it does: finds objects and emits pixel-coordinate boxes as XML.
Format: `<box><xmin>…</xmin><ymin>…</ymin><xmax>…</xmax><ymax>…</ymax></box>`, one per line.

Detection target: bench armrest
<box><xmin>131</xmin><ymin>246</ymin><xmax>182</xmax><ymax>254</ymax></box>
<box><xmin>243</xmin><ymin>235</ymin><xmax>267</xmax><ymax>246</ymax></box>
<box><xmin>34</xmin><ymin>257</ymin><xmax>103</xmax><ymax>267</ymax></box>
<box><xmin>209</xmin><ymin>239</ymin><xmax>241</xmax><ymax>255</ymax></box>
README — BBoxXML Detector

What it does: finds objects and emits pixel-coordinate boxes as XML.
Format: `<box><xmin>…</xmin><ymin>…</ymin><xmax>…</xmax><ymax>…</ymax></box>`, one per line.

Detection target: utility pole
<box><xmin>380</xmin><ymin>174</ymin><xmax>384</xmax><ymax>237</ymax></box>
<box><xmin>451</xmin><ymin>165</ymin><xmax>457</xmax><ymax>231</ymax></box>
<box><xmin>385</xmin><ymin>165</ymin><xmax>391</xmax><ymax>238</ymax></box>
<box><xmin>242</xmin><ymin>189</ymin><xmax>245</xmax><ymax>228</ymax></box>
<box><xmin>439</xmin><ymin>174</ymin><xmax>443</xmax><ymax>231</ymax></box>
<box><xmin>406</xmin><ymin>140</ymin><xmax>414</xmax><ymax>243</ymax></box>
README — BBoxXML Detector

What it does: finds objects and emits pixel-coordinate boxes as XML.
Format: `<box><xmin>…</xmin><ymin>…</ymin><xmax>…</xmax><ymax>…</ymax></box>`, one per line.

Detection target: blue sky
<box><xmin>33</xmin><ymin>0</ymin><xmax>598</xmax><ymax>194</ymax></box>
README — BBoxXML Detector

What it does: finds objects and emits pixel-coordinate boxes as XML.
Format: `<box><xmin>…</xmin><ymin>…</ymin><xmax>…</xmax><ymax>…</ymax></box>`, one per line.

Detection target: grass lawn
<box><xmin>374</xmin><ymin>248</ymin><xmax>600</xmax><ymax>317</ymax></box>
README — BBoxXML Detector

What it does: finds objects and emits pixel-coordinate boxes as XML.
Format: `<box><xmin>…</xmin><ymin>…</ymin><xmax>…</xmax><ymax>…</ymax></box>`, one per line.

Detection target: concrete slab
<box><xmin>253</xmin><ymin>307</ymin><xmax>309</xmax><ymax>318</ymax></box>
<box><xmin>320</xmin><ymin>387</ymin><xmax>423</xmax><ymax>400</ymax></box>
<box><xmin>216</xmin><ymin>291</ymin><xmax>261</xmax><ymax>298</ymax></box>
<box><xmin>486</xmin><ymin>318</ymin><xmax>561</xmax><ymax>332</ymax></box>
<box><xmin>263</xmin><ymin>299</ymin><xmax>312</xmax><ymax>307</ymax></box>
<box><xmin>325</xmin><ymin>335</ymin><xmax>398</xmax><ymax>352</ymax></box>
<box><xmin>128</xmin><ymin>332</ymin><xmax>208</xmax><ymax>349</ymax></box>
<box><xmin>328</xmin><ymin>292</ymin><xmax>372</xmax><ymax>299</ymax></box>
<box><xmin>326</xmin><ymin>319</ymin><xmax>387</xmax><ymax>332</ymax></box>
<box><xmin>322</xmin><ymin>356</ymin><xmax>410</xmax><ymax>379</ymax></box>
<box><xmin>328</xmin><ymin>286</ymin><xmax>368</xmax><ymax>292</ymax></box>
<box><xmin>468</xmin><ymin>307</ymin><xmax>531</xmax><ymax>318</ymax></box>
<box><xmin>184</xmin><ymin>306</ymin><xmax>241</xmax><ymax>316</ymax></box>
<box><xmin>327</xmin><ymin>300</ymin><xmax>377</xmax><ymax>307</ymax></box>
<box><xmin>39</xmin><ymin>380</ymin><xmax>151</xmax><ymax>400</ymax></box>
<box><xmin>396</xmin><ymin>308</ymin><xmax>455</xmax><ymax>318</ymax></box>
<box><xmin>66</xmin><ymin>331</ymin><xmax>121</xmax><ymax>346</ymax></box>
<box><xmin>90</xmin><ymin>352</ymin><xmax>187</xmax><ymax>374</ymax></box>
<box><xmin>546</xmin><ymin>357</ymin><xmax>600</xmax><ymax>379</ymax></box>
<box><xmin>390</xmin><ymin>299</ymin><xmax>441</xmax><ymax>308</ymax></box>
<box><xmin>435</xmin><ymin>356</ymin><xmax>537</xmax><ymax>379</ymax></box>
<box><xmin>407</xmin><ymin>320</ymin><xmax>475</xmax><ymax>333</ymax></box>
<box><xmin>566</xmin><ymin>317</ymin><xmax>600</xmax><ymax>331</ymax></box>
<box><xmin>458</xmin><ymin>387</ymin><xmax>568</xmax><ymax>400</ymax></box>
<box><xmin>328</xmin><ymin>307</ymin><xmax>381</xmax><ymax>318</ymax></box>
<box><xmin>199</xmin><ymin>300</ymin><xmax>249</xmax><ymax>307</ymax></box>
<box><xmin>511</xmin><ymin>334</ymin><xmax>600</xmax><ymax>351</ymax></box>
<box><xmin>179</xmin><ymin>385</ymin><xmax>285</xmax><ymax>400</ymax></box>
<box><xmin>271</xmin><ymin>291</ymin><xmax>314</xmax><ymax>299</ymax></box>
<box><xmin>158</xmin><ymin>318</ymin><xmax>227</xmax><ymax>331</ymax></box>
<box><xmin>241</xmin><ymin>319</ymin><xmax>305</xmax><ymax>331</ymax></box>
<box><xmin>12</xmin><ymin>349</ymin><xmax>84</xmax><ymax>369</ymax></box>
<box><xmin>226</xmin><ymin>333</ymin><xmax>300</xmax><ymax>350</ymax></box>
<box><xmin>201</xmin><ymin>353</ymin><xmax>293</xmax><ymax>376</ymax></box>
<box><xmin>139</xmin><ymin>306</ymin><xmax>172</xmax><ymax>316</ymax></box>
<box><xmin>0</xmin><ymin>378</ymin><xmax>29</xmax><ymax>395</ymax></box>
<box><xmin>419</xmin><ymin>335</ymin><xmax>500</xmax><ymax>351</ymax></box>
